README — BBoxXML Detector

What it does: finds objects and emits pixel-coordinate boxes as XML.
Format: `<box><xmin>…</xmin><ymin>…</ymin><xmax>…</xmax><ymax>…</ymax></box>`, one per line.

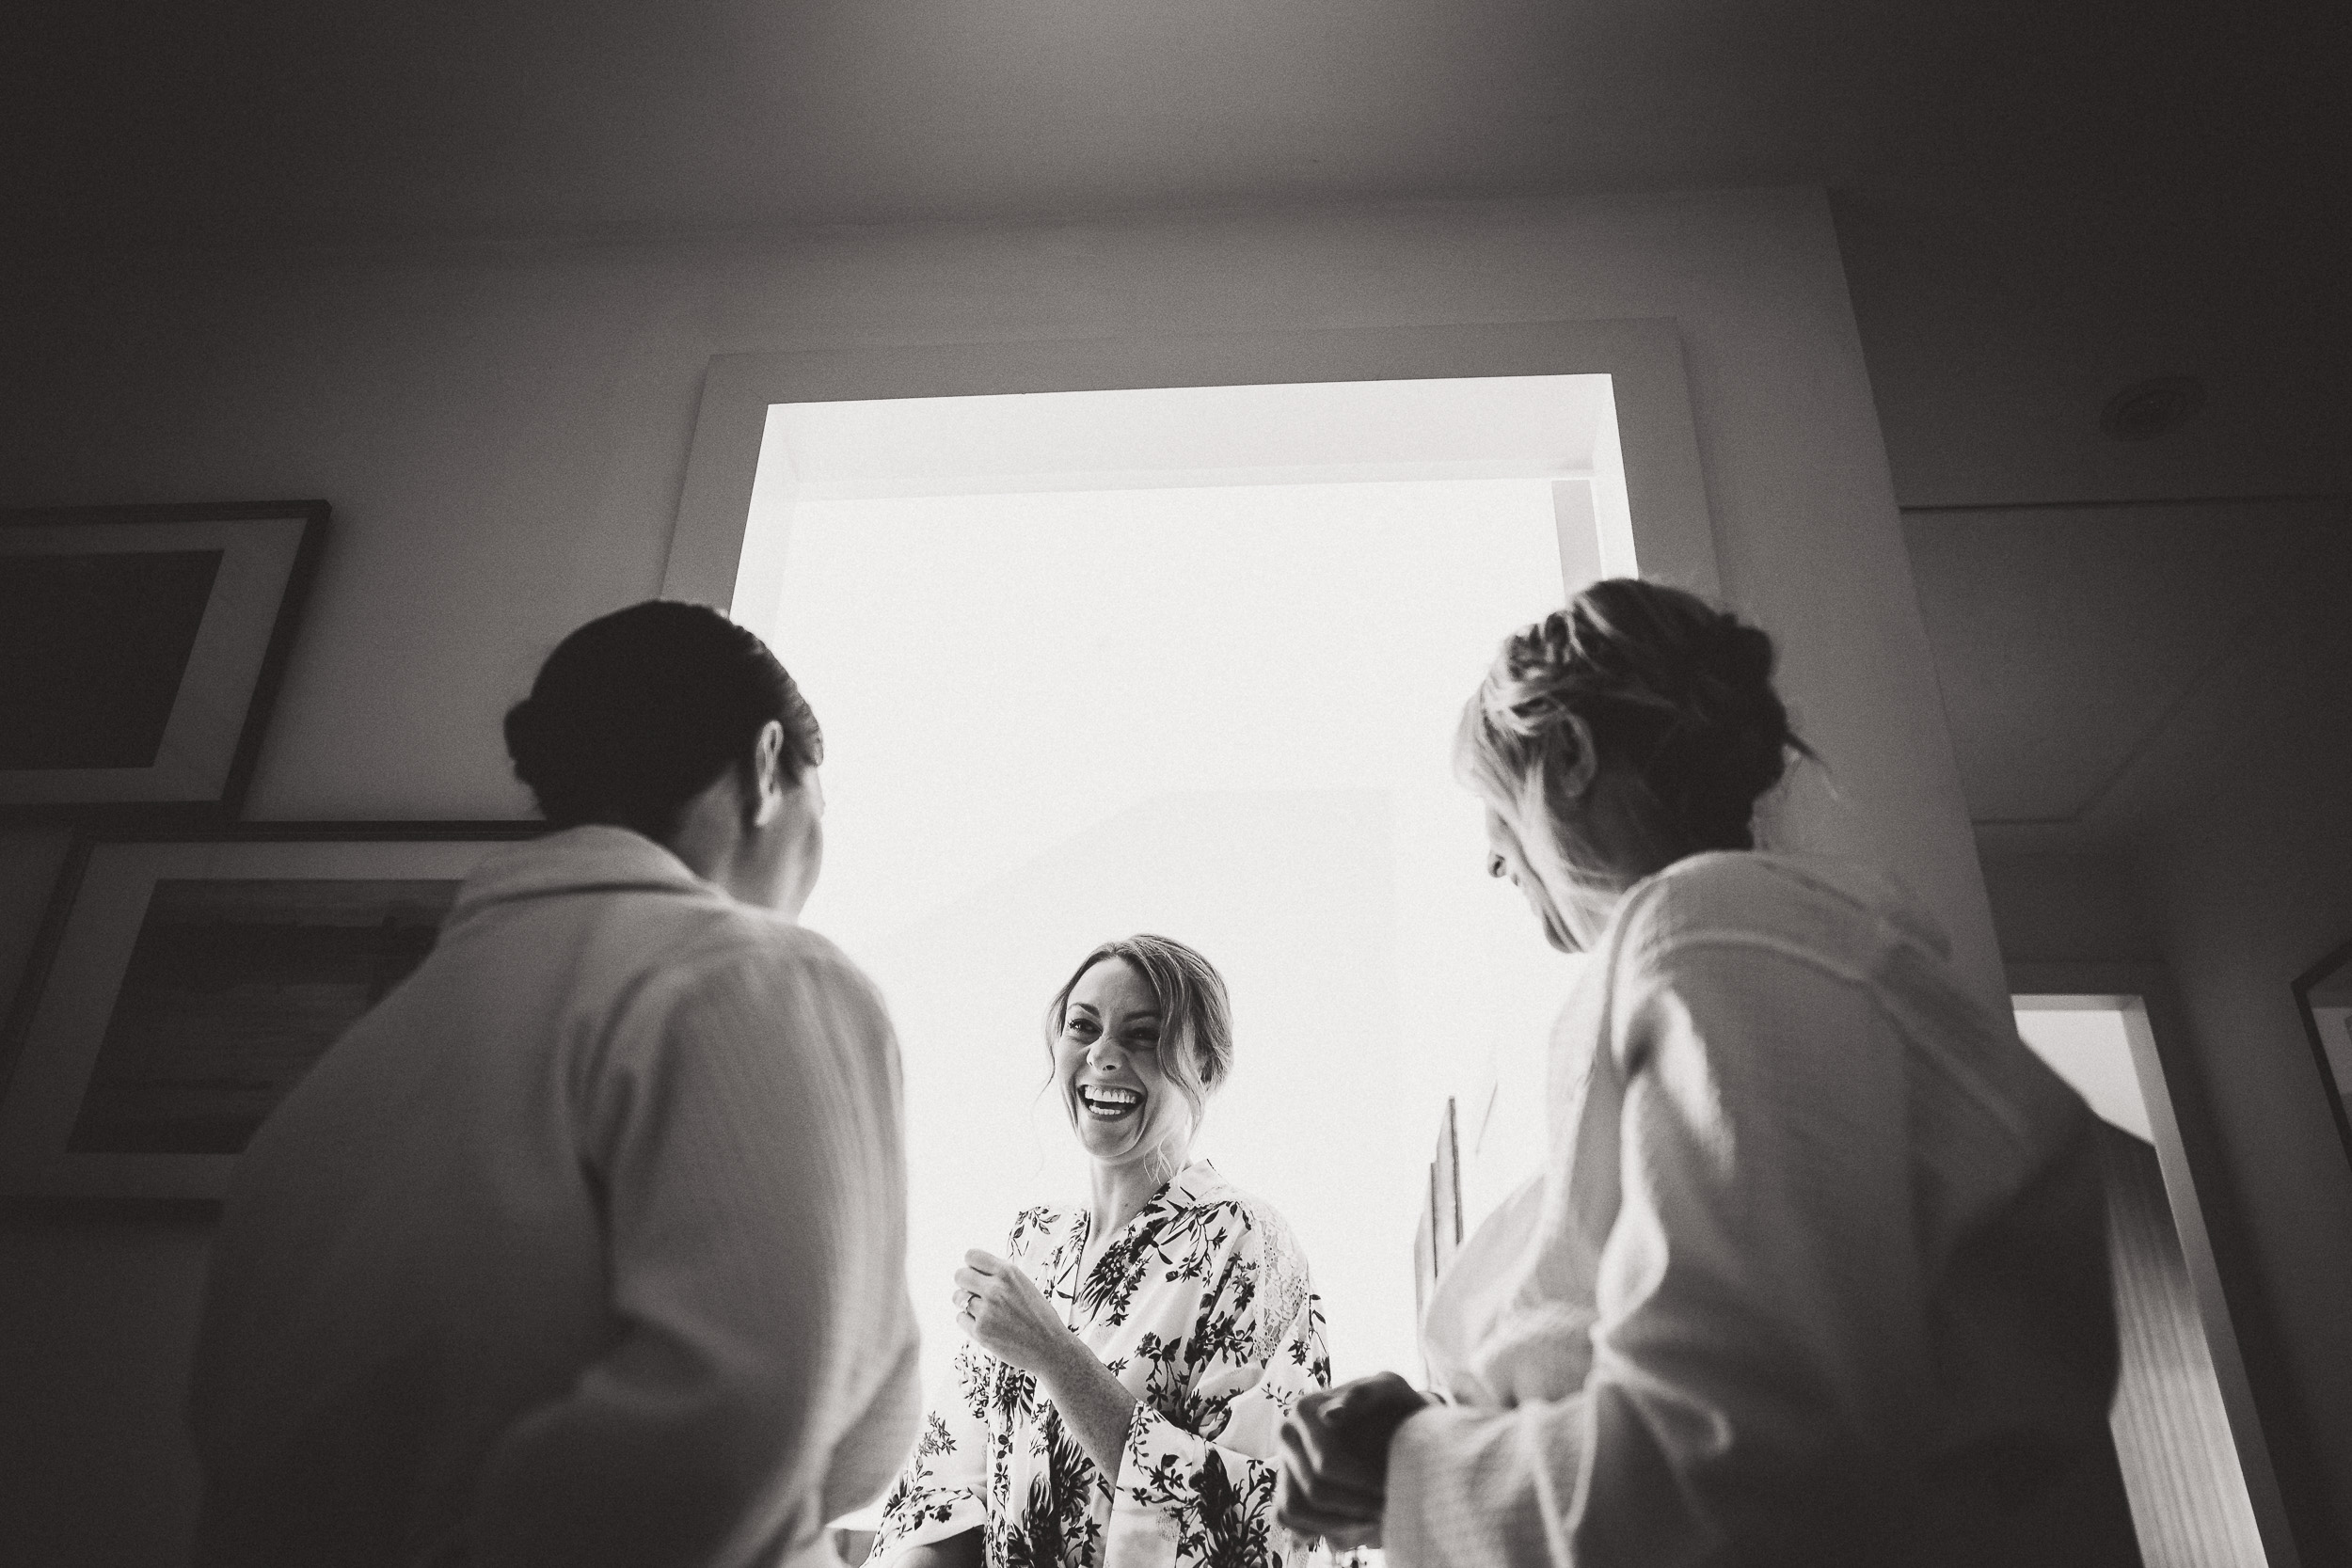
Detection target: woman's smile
<box><xmin>1055</xmin><ymin>957</ymin><xmax>1190</xmax><ymax>1166</ymax></box>
<box><xmin>1077</xmin><ymin>1084</ymin><xmax>1144</xmax><ymax>1121</ymax></box>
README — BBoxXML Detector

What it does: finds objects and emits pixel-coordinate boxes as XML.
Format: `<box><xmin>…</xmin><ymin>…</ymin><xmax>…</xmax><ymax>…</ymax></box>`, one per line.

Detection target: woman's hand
<box><xmin>1276</xmin><ymin>1371</ymin><xmax>1430</xmax><ymax>1549</ymax></box>
<box><xmin>953</xmin><ymin>1249</ymin><xmax>1074</xmax><ymax>1377</ymax></box>
<box><xmin>954</xmin><ymin>1248</ymin><xmax>1139</xmax><ymax>1479</ymax></box>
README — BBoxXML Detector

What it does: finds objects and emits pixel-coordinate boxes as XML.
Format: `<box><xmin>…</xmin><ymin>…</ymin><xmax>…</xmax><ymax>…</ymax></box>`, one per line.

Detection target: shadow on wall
<box><xmin>0</xmin><ymin>1194</ymin><xmax>214</xmax><ymax>1565</ymax></box>
<box><xmin>1917</xmin><ymin>499</ymin><xmax>2352</xmax><ymax>1564</ymax></box>
<box><xmin>0</xmin><ymin>830</ymin><xmax>216</xmax><ymax>1560</ymax></box>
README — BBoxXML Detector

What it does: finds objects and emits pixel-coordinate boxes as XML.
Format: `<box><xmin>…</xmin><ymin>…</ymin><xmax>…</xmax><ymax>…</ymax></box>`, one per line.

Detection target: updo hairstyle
<box><xmin>503</xmin><ymin>601</ymin><xmax>822</xmax><ymax>843</ymax></box>
<box><xmin>1457</xmin><ymin>578</ymin><xmax>1808</xmax><ymax>861</ymax></box>
<box><xmin>1044</xmin><ymin>935</ymin><xmax>1234</xmax><ymax>1132</ymax></box>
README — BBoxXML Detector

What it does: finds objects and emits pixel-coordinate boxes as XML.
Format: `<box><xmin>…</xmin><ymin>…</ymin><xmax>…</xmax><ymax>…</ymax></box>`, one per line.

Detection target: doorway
<box><xmin>742</xmin><ymin>374</ymin><xmax>1626</xmax><ymax>1413</ymax></box>
<box><xmin>2014</xmin><ymin>994</ymin><xmax>2280</xmax><ymax>1566</ymax></box>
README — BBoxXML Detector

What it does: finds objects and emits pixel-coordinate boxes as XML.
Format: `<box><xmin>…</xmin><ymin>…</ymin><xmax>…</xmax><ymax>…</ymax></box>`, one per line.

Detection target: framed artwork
<box><xmin>0</xmin><ymin>822</ymin><xmax>539</xmax><ymax>1200</ymax></box>
<box><xmin>0</xmin><ymin>500</ymin><xmax>326</xmax><ymax>821</ymax></box>
<box><xmin>2293</xmin><ymin>939</ymin><xmax>2352</xmax><ymax>1178</ymax></box>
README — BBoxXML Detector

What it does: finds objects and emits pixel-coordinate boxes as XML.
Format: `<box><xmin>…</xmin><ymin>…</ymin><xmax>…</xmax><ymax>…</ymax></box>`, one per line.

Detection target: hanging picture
<box><xmin>0</xmin><ymin>501</ymin><xmax>326</xmax><ymax>820</ymax></box>
<box><xmin>0</xmin><ymin>823</ymin><xmax>538</xmax><ymax>1200</ymax></box>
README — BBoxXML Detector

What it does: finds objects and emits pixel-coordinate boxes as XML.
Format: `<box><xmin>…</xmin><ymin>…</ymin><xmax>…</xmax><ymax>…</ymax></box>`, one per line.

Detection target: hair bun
<box><xmin>1707</xmin><ymin>619</ymin><xmax>1777</xmax><ymax>693</ymax></box>
<box><xmin>1461</xmin><ymin>579</ymin><xmax>1807</xmax><ymax>856</ymax></box>
<box><xmin>502</xmin><ymin>601</ymin><xmax>821</xmax><ymax>840</ymax></box>
<box><xmin>500</xmin><ymin>696</ymin><xmax>550</xmax><ymax>782</ymax></box>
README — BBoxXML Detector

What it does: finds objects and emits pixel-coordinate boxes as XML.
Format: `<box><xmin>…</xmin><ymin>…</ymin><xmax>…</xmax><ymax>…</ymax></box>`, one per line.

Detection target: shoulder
<box><xmin>1610</xmin><ymin>850</ymin><xmax>1947</xmax><ymax>983</ymax></box>
<box><xmin>597</xmin><ymin>911</ymin><xmax>895</xmax><ymax>1084</ymax></box>
<box><xmin>1181</xmin><ymin>1177</ymin><xmax>1317</xmax><ymax>1345</ymax></box>
<box><xmin>676</xmin><ymin>906</ymin><xmax>869</xmax><ymax>981</ymax></box>
<box><xmin>666</xmin><ymin>915</ymin><xmax>887</xmax><ymax>1022</ymax></box>
<box><xmin>1180</xmin><ymin>1168</ymin><xmax>1311</xmax><ymax>1282</ymax></box>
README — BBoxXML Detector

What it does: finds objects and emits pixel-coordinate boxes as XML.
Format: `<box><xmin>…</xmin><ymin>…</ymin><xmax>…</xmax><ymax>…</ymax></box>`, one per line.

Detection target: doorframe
<box><xmin>2010</xmin><ymin>959</ymin><xmax>2300</xmax><ymax>1567</ymax></box>
<box><xmin>656</xmin><ymin>318</ymin><xmax>1720</xmax><ymax>615</ymax></box>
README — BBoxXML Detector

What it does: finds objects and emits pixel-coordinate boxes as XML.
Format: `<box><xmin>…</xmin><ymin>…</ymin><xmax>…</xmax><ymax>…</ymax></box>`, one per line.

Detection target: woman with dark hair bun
<box><xmin>191</xmin><ymin>601</ymin><xmax>919</xmax><ymax>1568</ymax></box>
<box><xmin>503</xmin><ymin>597</ymin><xmax>829</xmax><ymax>894</ymax></box>
<box><xmin>1278</xmin><ymin>579</ymin><xmax>2123</xmax><ymax>1567</ymax></box>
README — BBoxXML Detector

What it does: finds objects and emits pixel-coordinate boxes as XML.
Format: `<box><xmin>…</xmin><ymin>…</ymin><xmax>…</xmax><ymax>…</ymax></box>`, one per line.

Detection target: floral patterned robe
<box><xmin>869</xmin><ymin>1161</ymin><xmax>1333</xmax><ymax>1568</ymax></box>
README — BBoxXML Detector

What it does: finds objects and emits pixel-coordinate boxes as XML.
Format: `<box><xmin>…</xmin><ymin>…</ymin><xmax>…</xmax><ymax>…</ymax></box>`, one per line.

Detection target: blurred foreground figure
<box><xmin>1278</xmin><ymin>578</ymin><xmax>2125</xmax><ymax>1567</ymax></box>
<box><xmin>190</xmin><ymin>601</ymin><xmax>919</xmax><ymax>1568</ymax></box>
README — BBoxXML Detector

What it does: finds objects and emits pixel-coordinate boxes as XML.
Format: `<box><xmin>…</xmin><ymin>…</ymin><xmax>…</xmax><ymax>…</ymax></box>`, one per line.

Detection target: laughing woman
<box><xmin>869</xmin><ymin>935</ymin><xmax>1334</xmax><ymax>1568</ymax></box>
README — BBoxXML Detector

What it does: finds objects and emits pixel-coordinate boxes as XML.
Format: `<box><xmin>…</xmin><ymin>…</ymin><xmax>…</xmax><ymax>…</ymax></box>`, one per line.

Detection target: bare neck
<box><xmin>1083</xmin><ymin>1139</ymin><xmax>1190</xmax><ymax>1263</ymax></box>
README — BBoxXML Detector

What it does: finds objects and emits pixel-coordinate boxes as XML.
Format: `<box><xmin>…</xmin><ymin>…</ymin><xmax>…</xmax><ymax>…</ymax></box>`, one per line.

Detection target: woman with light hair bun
<box><xmin>872</xmin><ymin>935</ymin><xmax>1339</xmax><ymax>1568</ymax></box>
<box><xmin>1278</xmin><ymin>578</ymin><xmax>2126</xmax><ymax>1567</ymax></box>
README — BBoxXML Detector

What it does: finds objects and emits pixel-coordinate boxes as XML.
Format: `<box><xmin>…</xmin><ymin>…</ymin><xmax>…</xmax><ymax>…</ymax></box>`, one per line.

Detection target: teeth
<box><xmin>1080</xmin><ymin>1085</ymin><xmax>1141</xmax><ymax>1116</ymax></box>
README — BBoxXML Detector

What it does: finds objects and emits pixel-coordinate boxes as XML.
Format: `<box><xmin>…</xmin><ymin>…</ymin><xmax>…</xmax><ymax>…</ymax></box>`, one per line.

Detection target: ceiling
<box><xmin>5</xmin><ymin>3</ymin><xmax>2344</xmax><ymax>511</ymax></box>
<box><xmin>1902</xmin><ymin>498</ymin><xmax>2346</xmax><ymax>832</ymax></box>
<box><xmin>7</xmin><ymin>1</ymin><xmax>2343</xmax><ymax>507</ymax></box>
<box><xmin>5</xmin><ymin>1</ymin><xmax>2330</xmax><ymax>239</ymax></box>
<box><xmin>11</xmin><ymin>3</ymin><xmax>2341</xmax><ymax>840</ymax></box>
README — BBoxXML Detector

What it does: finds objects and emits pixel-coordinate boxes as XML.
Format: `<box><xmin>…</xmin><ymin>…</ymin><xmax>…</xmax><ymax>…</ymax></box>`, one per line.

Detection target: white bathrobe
<box><xmin>189</xmin><ymin>826</ymin><xmax>921</xmax><ymax>1568</ymax></box>
<box><xmin>1386</xmin><ymin>852</ymin><xmax>2122</xmax><ymax>1568</ymax></box>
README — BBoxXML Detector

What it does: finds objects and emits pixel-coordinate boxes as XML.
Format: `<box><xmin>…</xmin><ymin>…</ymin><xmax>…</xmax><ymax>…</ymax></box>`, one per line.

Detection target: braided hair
<box><xmin>1456</xmin><ymin>578</ymin><xmax>1809</xmax><ymax>861</ymax></box>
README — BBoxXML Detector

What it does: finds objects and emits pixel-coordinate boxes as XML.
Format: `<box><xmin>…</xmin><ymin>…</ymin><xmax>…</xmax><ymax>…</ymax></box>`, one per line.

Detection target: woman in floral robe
<box><xmin>869</xmin><ymin>936</ymin><xmax>1335</xmax><ymax>1568</ymax></box>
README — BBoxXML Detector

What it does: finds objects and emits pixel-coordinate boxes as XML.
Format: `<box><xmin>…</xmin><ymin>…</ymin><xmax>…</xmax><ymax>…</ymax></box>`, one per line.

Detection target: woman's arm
<box><xmin>953</xmin><ymin>1248</ymin><xmax>1138</xmax><ymax>1477</ymax></box>
<box><xmin>1032</xmin><ymin>1334</ymin><xmax>1141</xmax><ymax>1478</ymax></box>
<box><xmin>866</xmin><ymin>1351</ymin><xmax>993</xmax><ymax>1568</ymax></box>
<box><xmin>1110</xmin><ymin>1229</ymin><xmax>1338</xmax><ymax>1568</ymax></box>
<box><xmin>1378</xmin><ymin>940</ymin><xmax>1941</xmax><ymax>1568</ymax></box>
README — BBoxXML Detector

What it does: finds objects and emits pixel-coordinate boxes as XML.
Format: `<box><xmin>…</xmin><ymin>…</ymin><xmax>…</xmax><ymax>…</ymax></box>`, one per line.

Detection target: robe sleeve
<box><xmin>1108</xmin><ymin>1209</ymin><xmax>1334</xmax><ymax>1568</ymax></box>
<box><xmin>1380</xmin><ymin>933</ymin><xmax>1943</xmax><ymax>1568</ymax></box>
<box><xmin>869</xmin><ymin>1207</ymin><xmax>1070</xmax><ymax>1567</ymax></box>
<box><xmin>866</xmin><ymin>1339</ymin><xmax>995</xmax><ymax>1568</ymax></box>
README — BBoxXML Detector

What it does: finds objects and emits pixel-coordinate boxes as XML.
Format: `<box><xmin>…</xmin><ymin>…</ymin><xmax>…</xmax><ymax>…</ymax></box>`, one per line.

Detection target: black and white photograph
<box><xmin>0</xmin><ymin>5</ymin><xmax>2344</xmax><ymax>1568</ymax></box>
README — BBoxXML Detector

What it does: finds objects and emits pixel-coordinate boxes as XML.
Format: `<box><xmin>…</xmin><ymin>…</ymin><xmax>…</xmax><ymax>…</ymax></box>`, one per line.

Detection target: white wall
<box><xmin>0</xmin><ymin>188</ymin><xmax>1988</xmax><ymax>1565</ymax></box>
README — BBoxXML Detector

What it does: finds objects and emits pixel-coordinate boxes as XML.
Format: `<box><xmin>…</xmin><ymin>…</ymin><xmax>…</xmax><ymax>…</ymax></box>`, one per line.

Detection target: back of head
<box><xmin>503</xmin><ymin>601</ymin><xmax>822</xmax><ymax>843</ymax></box>
<box><xmin>1458</xmin><ymin>578</ymin><xmax>1805</xmax><ymax>857</ymax></box>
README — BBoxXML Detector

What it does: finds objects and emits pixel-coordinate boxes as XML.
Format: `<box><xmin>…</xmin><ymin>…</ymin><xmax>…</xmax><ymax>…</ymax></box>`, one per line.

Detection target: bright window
<box><xmin>747</xmin><ymin>380</ymin><xmax>1613</xmax><ymax>1407</ymax></box>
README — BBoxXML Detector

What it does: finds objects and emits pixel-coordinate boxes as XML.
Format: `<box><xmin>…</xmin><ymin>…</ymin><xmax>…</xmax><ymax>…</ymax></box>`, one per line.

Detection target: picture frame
<box><xmin>0</xmin><ymin>500</ymin><xmax>327</xmax><ymax>823</ymax></box>
<box><xmin>2292</xmin><ymin>938</ymin><xmax>2352</xmax><ymax>1180</ymax></box>
<box><xmin>0</xmin><ymin>821</ymin><xmax>540</xmax><ymax>1200</ymax></box>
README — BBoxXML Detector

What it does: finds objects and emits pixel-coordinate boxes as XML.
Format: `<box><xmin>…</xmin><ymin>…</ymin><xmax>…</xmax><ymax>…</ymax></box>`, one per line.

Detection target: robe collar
<box><xmin>441</xmin><ymin>824</ymin><xmax>732</xmax><ymax>935</ymax></box>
